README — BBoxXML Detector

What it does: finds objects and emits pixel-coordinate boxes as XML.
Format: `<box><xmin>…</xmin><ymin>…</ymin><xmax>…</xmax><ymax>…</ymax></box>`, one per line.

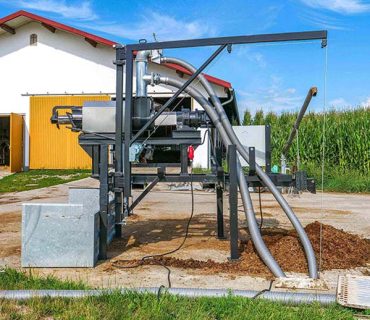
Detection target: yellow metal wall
<box><xmin>30</xmin><ymin>95</ymin><xmax>110</xmax><ymax>169</ymax></box>
<box><xmin>10</xmin><ymin>113</ymin><xmax>24</xmax><ymax>173</ymax></box>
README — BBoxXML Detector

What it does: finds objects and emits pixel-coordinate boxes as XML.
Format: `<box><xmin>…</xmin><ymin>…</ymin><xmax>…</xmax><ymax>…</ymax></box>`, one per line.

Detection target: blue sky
<box><xmin>1</xmin><ymin>0</ymin><xmax>370</xmax><ymax>115</ymax></box>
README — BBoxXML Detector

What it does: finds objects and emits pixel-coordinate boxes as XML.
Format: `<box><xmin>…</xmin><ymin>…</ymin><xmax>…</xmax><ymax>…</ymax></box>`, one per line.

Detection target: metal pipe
<box><xmin>221</xmin><ymin>89</ymin><xmax>235</xmax><ymax>106</ymax></box>
<box><xmin>151</xmin><ymin>75</ymin><xmax>285</xmax><ymax>278</ymax></box>
<box><xmin>130</xmin><ymin>45</ymin><xmax>227</xmax><ymax>144</ymax></box>
<box><xmin>282</xmin><ymin>87</ymin><xmax>317</xmax><ymax>156</ymax></box>
<box><xmin>159</xmin><ymin>57</ymin><xmax>318</xmax><ymax>279</ymax></box>
<box><xmin>0</xmin><ymin>288</ymin><xmax>336</xmax><ymax>305</ymax></box>
<box><xmin>136</xmin><ymin>51</ymin><xmax>151</xmax><ymax>97</ymax></box>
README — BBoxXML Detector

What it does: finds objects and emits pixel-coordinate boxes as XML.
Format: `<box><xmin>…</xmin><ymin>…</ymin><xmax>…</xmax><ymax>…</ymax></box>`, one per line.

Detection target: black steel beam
<box><xmin>123</xmin><ymin>48</ymin><xmax>134</xmax><ymax>213</ymax></box>
<box><xmin>79</xmin><ymin>134</ymin><xmax>201</xmax><ymax>146</ymax></box>
<box><xmin>249</xmin><ymin>147</ymin><xmax>256</xmax><ymax>176</ymax></box>
<box><xmin>216</xmin><ymin>185</ymin><xmax>225</xmax><ymax>239</ymax></box>
<box><xmin>114</xmin><ymin>46</ymin><xmax>125</xmax><ymax>233</ymax></box>
<box><xmin>132</xmin><ymin>163</ymin><xmax>181</xmax><ymax>167</ymax></box>
<box><xmin>122</xmin><ymin>172</ymin><xmax>293</xmax><ymax>185</ymax></box>
<box><xmin>180</xmin><ymin>145</ymin><xmax>189</xmax><ymax>175</ymax></box>
<box><xmin>125</xmin><ymin>31</ymin><xmax>327</xmax><ymax>51</ymax></box>
<box><xmin>130</xmin><ymin>44</ymin><xmax>227</xmax><ymax>144</ymax></box>
<box><xmin>228</xmin><ymin>145</ymin><xmax>239</xmax><ymax>260</ymax></box>
<box><xmin>115</xmin><ymin>46</ymin><xmax>125</xmax><ymax>174</ymax></box>
<box><xmin>216</xmin><ymin>145</ymin><xmax>225</xmax><ymax>239</ymax></box>
<box><xmin>130</xmin><ymin>176</ymin><xmax>160</xmax><ymax>212</ymax></box>
<box><xmin>265</xmin><ymin>125</ymin><xmax>271</xmax><ymax>173</ymax></box>
<box><xmin>98</xmin><ymin>145</ymin><xmax>109</xmax><ymax>260</ymax></box>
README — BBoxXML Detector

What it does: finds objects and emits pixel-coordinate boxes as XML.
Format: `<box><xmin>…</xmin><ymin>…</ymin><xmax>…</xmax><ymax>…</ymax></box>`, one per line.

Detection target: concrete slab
<box><xmin>22</xmin><ymin>203</ymin><xmax>97</xmax><ymax>268</ymax></box>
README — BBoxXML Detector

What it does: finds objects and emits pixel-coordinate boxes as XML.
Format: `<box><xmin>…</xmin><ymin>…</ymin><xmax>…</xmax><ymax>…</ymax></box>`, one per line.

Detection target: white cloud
<box><xmin>76</xmin><ymin>12</ymin><xmax>214</xmax><ymax>41</ymax></box>
<box><xmin>238</xmin><ymin>75</ymin><xmax>303</xmax><ymax>114</ymax></box>
<box><xmin>329</xmin><ymin>97</ymin><xmax>349</xmax><ymax>107</ymax></box>
<box><xmin>300</xmin><ymin>0</ymin><xmax>370</xmax><ymax>14</ymax></box>
<box><xmin>4</xmin><ymin>0</ymin><xmax>98</xmax><ymax>20</ymax></box>
<box><xmin>300</xmin><ymin>10</ymin><xmax>350</xmax><ymax>30</ymax></box>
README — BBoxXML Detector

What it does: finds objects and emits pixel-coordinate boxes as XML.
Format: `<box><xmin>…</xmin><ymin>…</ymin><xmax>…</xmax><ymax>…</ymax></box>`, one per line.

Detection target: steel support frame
<box><xmin>114</xmin><ymin>30</ymin><xmax>327</xmax><ymax>223</ymax></box>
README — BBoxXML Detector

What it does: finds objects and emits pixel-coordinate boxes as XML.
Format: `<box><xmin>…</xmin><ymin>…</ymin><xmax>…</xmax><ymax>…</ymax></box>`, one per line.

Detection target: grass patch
<box><xmin>0</xmin><ymin>268</ymin><xmax>366</xmax><ymax>319</ymax></box>
<box><xmin>0</xmin><ymin>268</ymin><xmax>87</xmax><ymax>290</ymax></box>
<box><xmin>0</xmin><ymin>169</ymin><xmax>90</xmax><ymax>193</ymax></box>
<box><xmin>303</xmin><ymin>163</ymin><xmax>370</xmax><ymax>193</ymax></box>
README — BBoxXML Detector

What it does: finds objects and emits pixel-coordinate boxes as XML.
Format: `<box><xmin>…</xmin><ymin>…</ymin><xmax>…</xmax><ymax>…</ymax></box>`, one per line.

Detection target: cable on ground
<box><xmin>112</xmin><ymin>165</ymin><xmax>195</xmax><ymax>289</ymax></box>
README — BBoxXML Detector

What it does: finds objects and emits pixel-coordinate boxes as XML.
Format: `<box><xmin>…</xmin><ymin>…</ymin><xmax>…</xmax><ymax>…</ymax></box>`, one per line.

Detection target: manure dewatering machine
<box><xmin>22</xmin><ymin>30</ymin><xmax>327</xmax><ymax>279</ymax></box>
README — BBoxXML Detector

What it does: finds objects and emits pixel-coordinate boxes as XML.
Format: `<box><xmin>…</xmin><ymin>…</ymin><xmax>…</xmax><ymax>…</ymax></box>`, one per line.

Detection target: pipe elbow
<box><xmin>135</xmin><ymin>50</ymin><xmax>151</xmax><ymax>62</ymax></box>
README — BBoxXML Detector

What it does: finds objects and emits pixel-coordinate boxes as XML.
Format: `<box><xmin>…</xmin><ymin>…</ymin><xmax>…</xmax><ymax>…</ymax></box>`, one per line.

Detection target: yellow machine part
<box><xmin>30</xmin><ymin>95</ymin><xmax>110</xmax><ymax>169</ymax></box>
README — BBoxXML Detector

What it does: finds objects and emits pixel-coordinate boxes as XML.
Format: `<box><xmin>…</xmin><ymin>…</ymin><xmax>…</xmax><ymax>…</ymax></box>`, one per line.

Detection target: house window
<box><xmin>30</xmin><ymin>34</ymin><xmax>38</xmax><ymax>46</ymax></box>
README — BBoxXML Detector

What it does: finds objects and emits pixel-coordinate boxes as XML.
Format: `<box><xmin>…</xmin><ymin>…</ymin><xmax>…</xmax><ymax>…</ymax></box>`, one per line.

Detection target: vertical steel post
<box><xmin>114</xmin><ymin>46</ymin><xmax>125</xmax><ymax>234</ymax></box>
<box><xmin>123</xmin><ymin>48</ymin><xmax>134</xmax><ymax>216</ymax></box>
<box><xmin>99</xmin><ymin>145</ymin><xmax>109</xmax><ymax>260</ymax></box>
<box><xmin>249</xmin><ymin>146</ymin><xmax>256</xmax><ymax>176</ymax></box>
<box><xmin>228</xmin><ymin>144</ymin><xmax>239</xmax><ymax>260</ymax></box>
<box><xmin>92</xmin><ymin>145</ymin><xmax>99</xmax><ymax>178</ymax></box>
<box><xmin>180</xmin><ymin>145</ymin><xmax>188</xmax><ymax>175</ymax></box>
<box><xmin>216</xmin><ymin>146</ymin><xmax>225</xmax><ymax>239</ymax></box>
<box><xmin>265</xmin><ymin>125</ymin><xmax>271</xmax><ymax>173</ymax></box>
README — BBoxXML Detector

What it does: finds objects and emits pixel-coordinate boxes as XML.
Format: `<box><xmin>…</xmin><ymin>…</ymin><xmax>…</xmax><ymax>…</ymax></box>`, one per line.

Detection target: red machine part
<box><xmin>187</xmin><ymin>145</ymin><xmax>194</xmax><ymax>161</ymax></box>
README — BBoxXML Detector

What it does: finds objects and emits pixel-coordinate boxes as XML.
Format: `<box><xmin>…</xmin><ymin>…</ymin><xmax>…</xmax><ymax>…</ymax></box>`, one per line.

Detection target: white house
<box><xmin>0</xmin><ymin>10</ymin><xmax>238</xmax><ymax>171</ymax></box>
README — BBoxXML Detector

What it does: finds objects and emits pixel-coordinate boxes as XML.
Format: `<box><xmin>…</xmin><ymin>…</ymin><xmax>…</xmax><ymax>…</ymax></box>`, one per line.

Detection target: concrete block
<box><xmin>68</xmin><ymin>187</ymin><xmax>100</xmax><ymax>263</ymax></box>
<box><xmin>21</xmin><ymin>187</ymin><xmax>116</xmax><ymax>268</ymax></box>
<box><xmin>22</xmin><ymin>203</ymin><xmax>97</xmax><ymax>268</ymax></box>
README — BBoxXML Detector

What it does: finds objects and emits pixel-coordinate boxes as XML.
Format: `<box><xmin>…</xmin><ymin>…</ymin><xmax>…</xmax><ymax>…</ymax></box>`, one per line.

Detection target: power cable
<box><xmin>112</xmin><ymin>164</ymin><xmax>195</xmax><ymax>288</ymax></box>
<box><xmin>252</xmin><ymin>279</ymin><xmax>274</xmax><ymax>299</ymax></box>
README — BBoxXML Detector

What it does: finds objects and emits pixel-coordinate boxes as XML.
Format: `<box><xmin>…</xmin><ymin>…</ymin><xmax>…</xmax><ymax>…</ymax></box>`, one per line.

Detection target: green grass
<box><xmin>0</xmin><ymin>268</ymin><xmax>87</xmax><ymax>290</ymax></box>
<box><xmin>0</xmin><ymin>268</ymin><xmax>367</xmax><ymax>320</ymax></box>
<box><xmin>303</xmin><ymin>163</ymin><xmax>370</xmax><ymax>193</ymax></box>
<box><xmin>0</xmin><ymin>169</ymin><xmax>90</xmax><ymax>193</ymax></box>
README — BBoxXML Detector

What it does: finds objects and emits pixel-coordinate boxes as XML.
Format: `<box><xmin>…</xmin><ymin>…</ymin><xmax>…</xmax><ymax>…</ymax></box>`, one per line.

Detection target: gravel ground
<box><xmin>0</xmin><ymin>177</ymin><xmax>369</xmax><ymax>293</ymax></box>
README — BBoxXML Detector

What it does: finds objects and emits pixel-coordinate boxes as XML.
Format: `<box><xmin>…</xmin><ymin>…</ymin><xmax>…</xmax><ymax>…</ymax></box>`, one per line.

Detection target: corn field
<box><xmin>242</xmin><ymin>108</ymin><xmax>369</xmax><ymax>174</ymax></box>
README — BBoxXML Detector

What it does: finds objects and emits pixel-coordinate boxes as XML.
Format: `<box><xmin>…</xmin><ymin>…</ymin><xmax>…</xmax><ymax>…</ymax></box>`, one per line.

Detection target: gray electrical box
<box><xmin>232</xmin><ymin>125</ymin><xmax>268</xmax><ymax>167</ymax></box>
<box><xmin>82</xmin><ymin>101</ymin><xmax>122</xmax><ymax>133</ymax></box>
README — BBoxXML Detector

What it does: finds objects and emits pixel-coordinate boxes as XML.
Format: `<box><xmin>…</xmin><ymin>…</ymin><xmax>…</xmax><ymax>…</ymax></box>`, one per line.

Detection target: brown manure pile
<box><xmin>112</xmin><ymin>222</ymin><xmax>370</xmax><ymax>277</ymax></box>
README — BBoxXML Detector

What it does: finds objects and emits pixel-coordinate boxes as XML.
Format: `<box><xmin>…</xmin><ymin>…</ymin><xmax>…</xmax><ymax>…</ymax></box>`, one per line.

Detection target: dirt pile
<box><xmin>112</xmin><ymin>222</ymin><xmax>370</xmax><ymax>277</ymax></box>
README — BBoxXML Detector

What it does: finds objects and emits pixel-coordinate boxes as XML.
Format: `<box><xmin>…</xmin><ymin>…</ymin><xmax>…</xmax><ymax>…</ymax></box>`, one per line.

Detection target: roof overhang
<box><xmin>0</xmin><ymin>10</ymin><xmax>232</xmax><ymax>89</ymax></box>
<box><xmin>0</xmin><ymin>10</ymin><xmax>115</xmax><ymax>47</ymax></box>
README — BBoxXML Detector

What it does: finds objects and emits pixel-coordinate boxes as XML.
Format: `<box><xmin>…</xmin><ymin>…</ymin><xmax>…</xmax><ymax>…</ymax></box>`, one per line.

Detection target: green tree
<box><xmin>242</xmin><ymin>109</ymin><xmax>252</xmax><ymax>125</ymax></box>
<box><xmin>253</xmin><ymin>110</ymin><xmax>264</xmax><ymax>125</ymax></box>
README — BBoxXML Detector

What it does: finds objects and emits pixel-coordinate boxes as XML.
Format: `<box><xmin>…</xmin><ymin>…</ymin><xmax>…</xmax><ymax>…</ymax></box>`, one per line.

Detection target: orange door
<box><xmin>10</xmin><ymin>113</ymin><xmax>24</xmax><ymax>172</ymax></box>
